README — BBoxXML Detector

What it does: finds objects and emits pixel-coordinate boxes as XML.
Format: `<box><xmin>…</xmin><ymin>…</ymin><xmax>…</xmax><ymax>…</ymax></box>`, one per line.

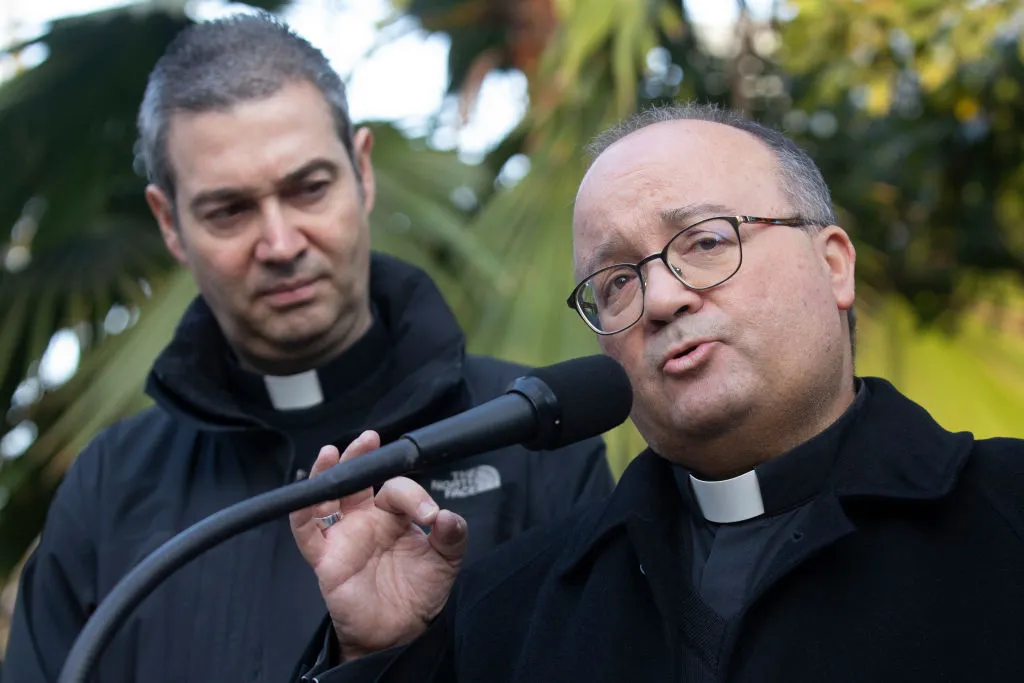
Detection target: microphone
<box><xmin>57</xmin><ymin>354</ymin><xmax>633</xmax><ymax>683</ymax></box>
<box><xmin>406</xmin><ymin>353</ymin><xmax>633</xmax><ymax>463</ymax></box>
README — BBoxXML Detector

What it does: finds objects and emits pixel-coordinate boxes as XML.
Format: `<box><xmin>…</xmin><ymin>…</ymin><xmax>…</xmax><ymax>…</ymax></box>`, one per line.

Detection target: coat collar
<box><xmin>558</xmin><ymin>377</ymin><xmax>975</xmax><ymax>576</ymax></box>
<box><xmin>145</xmin><ymin>253</ymin><xmax>467</xmax><ymax>433</ymax></box>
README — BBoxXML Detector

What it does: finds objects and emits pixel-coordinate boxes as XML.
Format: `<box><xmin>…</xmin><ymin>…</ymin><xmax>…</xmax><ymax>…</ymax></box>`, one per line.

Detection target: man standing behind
<box><xmin>5</xmin><ymin>14</ymin><xmax>612</xmax><ymax>683</ymax></box>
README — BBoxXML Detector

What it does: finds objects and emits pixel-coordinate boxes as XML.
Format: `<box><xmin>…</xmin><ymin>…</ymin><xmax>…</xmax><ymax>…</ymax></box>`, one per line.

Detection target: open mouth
<box><xmin>673</xmin><ymin>344</ymin><xmax>701</xmax><ymax>359</ymax></box>
<box><xmin>662</xmin><ymin>341</ymin><xmax>715</xmax><ymax>373</ymax></box>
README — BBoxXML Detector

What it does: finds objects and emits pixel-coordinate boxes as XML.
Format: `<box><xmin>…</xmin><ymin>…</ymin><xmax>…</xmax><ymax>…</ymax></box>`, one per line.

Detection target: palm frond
<box><xmin>0</xmin><ymin>8</ymin><xmax>192</xmax><ymax>430</ymax></box>
<box><xmin>0</xmin><ymin>268</ymin><xmax>195</xmax><ymax>576</ymax></box>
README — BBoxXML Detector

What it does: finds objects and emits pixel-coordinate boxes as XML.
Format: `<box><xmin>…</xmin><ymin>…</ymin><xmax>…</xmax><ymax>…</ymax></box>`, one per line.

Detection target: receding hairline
<box><xmin>585</xmin><ymin>117</ymin><xmax>782</xmax><ymax>177</ymax></box>
<box><xmin>574</xmin><ymin>118</ymin><xmax>783</xmax><ymax>216</ymax></box>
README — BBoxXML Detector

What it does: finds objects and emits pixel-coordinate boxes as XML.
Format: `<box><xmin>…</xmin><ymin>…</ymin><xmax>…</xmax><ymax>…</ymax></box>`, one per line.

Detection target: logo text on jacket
<box><xmin>429</xmin><ymin>465</ymin><xmax>502</xmax><ymax>499</ymax></box>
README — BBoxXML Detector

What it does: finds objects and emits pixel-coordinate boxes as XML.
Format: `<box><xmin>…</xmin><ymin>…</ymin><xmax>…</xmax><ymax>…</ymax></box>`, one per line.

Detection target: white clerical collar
<box><xmin>689</xmin><ymin>469</ymin><xmax>765</xmax><ymax>524</ymax></box>
<box><xmin>262</xmin><ymin>370</ymin><xmax>325</xmax><ymax>411</ymax></box>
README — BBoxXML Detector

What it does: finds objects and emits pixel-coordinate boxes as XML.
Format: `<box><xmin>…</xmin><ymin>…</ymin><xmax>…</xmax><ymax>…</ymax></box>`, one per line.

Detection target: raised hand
<box><xmin>290</xmin><ymin>431</ymin><xmax>468</xmax><ymax>661</ymax></box>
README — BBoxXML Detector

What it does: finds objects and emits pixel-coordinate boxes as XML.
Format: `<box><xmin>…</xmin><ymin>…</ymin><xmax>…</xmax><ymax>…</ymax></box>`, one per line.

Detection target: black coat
<box><xmin>301</xmin><ymin>377</ymin><xmax>1024</xmax><ymax>683</ymax></box>
<box><xmin>6</xmin><ymin>255</ymin><xmax>613</xmax><ymax>683</ymax></box>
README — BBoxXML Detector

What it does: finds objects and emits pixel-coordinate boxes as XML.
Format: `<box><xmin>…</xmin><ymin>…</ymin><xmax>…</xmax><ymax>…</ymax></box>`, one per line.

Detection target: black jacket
<box><xmin>5</xmin><ymin>254</ymin><xmax>613</xmax><ymax>683</ymax></box>
<box><xmin>301</xmin><ymin>377</ymin><xmax>1024</xmax><ymax>683</ymax></box>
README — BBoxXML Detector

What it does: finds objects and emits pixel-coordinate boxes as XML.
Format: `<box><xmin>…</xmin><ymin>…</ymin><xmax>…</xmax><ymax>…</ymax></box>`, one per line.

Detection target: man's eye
<box><xmin>295</xmin><ymin>181</ymin><xmax>330</xmax><ymax>200</ymax></box>
<box><xmin>609</xmin><ymin>274</ymin><xmax>634</xmax><ymax>291</ymax></box>
<box><xmin>598</xmin><ymin>270</ymin><xmax>638</xmax><ymax>302</ymax></box>
<box><xmin>206</xmin><ymin>203</ymin><xmax>249</xmax><ymax>221</ymax></box>
<box><xmin>695</xmin><ymin>235</ymin><xmax>722</xmax><ymax>251</ymax></box>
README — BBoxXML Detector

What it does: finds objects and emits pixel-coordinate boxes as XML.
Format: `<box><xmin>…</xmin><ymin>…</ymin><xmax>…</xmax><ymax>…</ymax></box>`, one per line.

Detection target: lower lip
<box><xmin>662</xmin><ymin>341</ymin><xmax>717</xmax><ymax>375</ymax></box>
<box><xmin>262</xmin><ymin>281</ymin><xmax>318</xmax><ymax>307</ymax></box>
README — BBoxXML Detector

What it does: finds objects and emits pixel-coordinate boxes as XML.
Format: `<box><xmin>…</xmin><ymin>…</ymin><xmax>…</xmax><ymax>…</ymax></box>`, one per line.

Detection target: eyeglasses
<box><xmin>566</xmin><ymin>216</ymin><xmax>811</xmax><ymax>335</ymax></box>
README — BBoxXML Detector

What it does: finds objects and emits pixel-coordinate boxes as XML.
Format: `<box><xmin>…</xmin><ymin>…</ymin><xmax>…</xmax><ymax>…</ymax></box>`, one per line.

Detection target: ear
<box><xmin>146</xmin><ymin>184</ymin><xmax>188</xmax><ymax>266</ymax></box>
<box><xmin>352</xmin><ymin>126</ymin><xmax>376</xmax><ymax>214</ymax></box>
<box><xmin>819</xmin><ymin>226</ymin><xmax>856</xmax><ymax>312</ymax></box>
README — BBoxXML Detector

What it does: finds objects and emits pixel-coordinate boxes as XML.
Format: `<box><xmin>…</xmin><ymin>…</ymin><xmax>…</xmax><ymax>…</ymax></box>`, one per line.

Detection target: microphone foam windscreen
<box><xmin>529</xmin><ymin>355</ymin><xmax>633</xmax><ymax>448</ymax></box>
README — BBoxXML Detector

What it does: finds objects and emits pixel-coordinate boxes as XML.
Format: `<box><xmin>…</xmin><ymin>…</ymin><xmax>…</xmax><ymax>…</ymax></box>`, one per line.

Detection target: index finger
<box><xmin>290</xmin><ymin>431</ymin><xmax>381</xmax><ymax>564</ymax></box>
<box><xmin>307</xmin><ymin>430</ymin><xmax>381</xmax><ymax>515</ymax></box>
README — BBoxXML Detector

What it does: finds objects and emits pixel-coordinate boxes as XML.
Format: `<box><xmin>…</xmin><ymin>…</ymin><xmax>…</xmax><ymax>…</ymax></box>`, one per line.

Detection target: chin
<box><xmin>677</xmin><ymin>411</ymin><xmax>742</xmax><ymax>442</ymax></box>
<box><xmin>667</xmin><ymin>384</ymin><xmax>753</xmax><ymax>436</ymax></box>
<box><xmin>260</xmin><ymin>314</ymin><xmax>333</xmax><ymax>348</ymax></box>
<box><xmin>280</xmin><ymin>324</ymin><xmax>333</xmax><ymax>347</ymax></box>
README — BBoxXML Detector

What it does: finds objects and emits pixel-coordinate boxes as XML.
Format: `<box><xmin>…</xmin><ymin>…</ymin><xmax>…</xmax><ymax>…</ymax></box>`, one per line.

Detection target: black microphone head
<box><xmin>513</xmin><ymin>354</ymin><xmax>633</xmax><ymax>450</ymax></box>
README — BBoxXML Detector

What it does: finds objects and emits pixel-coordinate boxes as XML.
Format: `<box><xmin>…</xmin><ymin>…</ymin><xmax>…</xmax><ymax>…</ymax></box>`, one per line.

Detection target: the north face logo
<box><xmin>429</xmin><ymin>465</ymin><xmax>502</xmax><ymax>499</ymax></box>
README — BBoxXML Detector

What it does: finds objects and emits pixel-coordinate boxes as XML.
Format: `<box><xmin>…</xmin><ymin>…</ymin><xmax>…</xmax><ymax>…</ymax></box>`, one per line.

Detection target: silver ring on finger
<box><xmin>315</xmin><ymin>511</ymin><xmax>343</xmax><ymax>532</ymax></box>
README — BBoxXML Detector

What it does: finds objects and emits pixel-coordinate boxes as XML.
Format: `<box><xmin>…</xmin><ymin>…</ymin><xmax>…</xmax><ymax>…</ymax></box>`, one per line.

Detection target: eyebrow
<box><xmin>578</xmin><ymin>234</ymin><xmax>634</xmax><ymax>278</ymax></box>
<box><xmin>659</xmin><ymin>202</ymin><xmax>735</xmax><ymax>227</ymax></box>
<box><xmin>189</xmin><ymin>158</ymin><xmax>341</xmax><ymax>216</ymax></box>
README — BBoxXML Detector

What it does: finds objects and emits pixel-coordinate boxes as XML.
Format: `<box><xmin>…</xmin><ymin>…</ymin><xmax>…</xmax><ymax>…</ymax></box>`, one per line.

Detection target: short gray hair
<box><xmin>586</xmin><ymin>103</ymin><xmax>856</xmax><ymax>359</ymax></box>
<box><xmin>136</xmin><ymin>12</ymin><xmax>358</xmax><ymax>202</ymax></box>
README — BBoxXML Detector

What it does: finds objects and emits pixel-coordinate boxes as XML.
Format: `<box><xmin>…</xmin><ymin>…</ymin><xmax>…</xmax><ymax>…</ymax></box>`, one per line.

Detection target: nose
<box><xmin>641</xmin><ymin>259</ymin><xmax>704</xmax><ymax>326</ymax></box>
<box><xmin>254</xmin><ymin>199</ymin><xmax>308</xmax><ymax>264</ymax></box>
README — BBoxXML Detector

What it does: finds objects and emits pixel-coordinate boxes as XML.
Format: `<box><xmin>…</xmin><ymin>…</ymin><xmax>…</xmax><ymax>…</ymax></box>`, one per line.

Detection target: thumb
<box><xmin>428</xmin><ymin>510</ymin><xmax>469</xmax><ymax>565</ymax></box>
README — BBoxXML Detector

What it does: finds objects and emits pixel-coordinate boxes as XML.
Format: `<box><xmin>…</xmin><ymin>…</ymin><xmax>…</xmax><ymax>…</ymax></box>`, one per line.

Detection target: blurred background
<box><xmin>1</xmin><ymin>0</ymin><xmax>1023</xmax><ymax>656</ymax></box>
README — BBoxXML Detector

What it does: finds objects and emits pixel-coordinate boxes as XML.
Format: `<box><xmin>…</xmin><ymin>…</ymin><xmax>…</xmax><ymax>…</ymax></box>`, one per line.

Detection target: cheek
<box><xmin>730</xmin><ymin>255</ymin><xmax>835</xmax><ymax>353</ymax></box>
<box><xmin>186</xmin><ymin>239</ymin><xmax>253</xmax><ymax>298</ymax></box>
<box><xmin>318</xmin><ymin>199</ymin><xmax>370</xmax><ymax>259</ymax></box>
<box><xmin>599</xmin><ymin>333</ymin><xmax>653</xmax><ymax>395</ymax></box>
<box><xmin>213</xmin><ymin>248</ymin><xmax>251</xmax><ymax>283</ymax></box>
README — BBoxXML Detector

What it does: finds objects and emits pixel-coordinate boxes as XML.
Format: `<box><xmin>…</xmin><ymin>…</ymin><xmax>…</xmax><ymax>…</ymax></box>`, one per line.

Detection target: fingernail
<box><xmin>418</xmin><ymin>502</ymin><xmax>438</xmax><ymax>520</ymax></box>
